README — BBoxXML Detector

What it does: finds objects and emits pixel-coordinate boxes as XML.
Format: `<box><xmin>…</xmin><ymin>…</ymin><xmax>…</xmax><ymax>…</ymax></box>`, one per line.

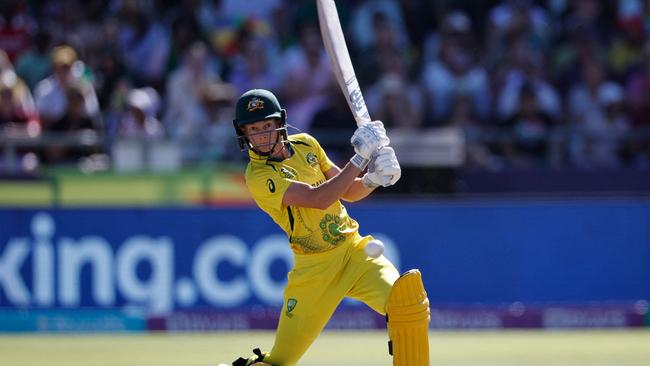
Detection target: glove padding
<box><xmin>362</xmin><ymin>146</ymin><xmax>401</xmax><ymax>188</ymax></box>
<box><xmin>350</xmin><ymin>121</ymin><xmax>390</xmax><ymax>160</ymax></box>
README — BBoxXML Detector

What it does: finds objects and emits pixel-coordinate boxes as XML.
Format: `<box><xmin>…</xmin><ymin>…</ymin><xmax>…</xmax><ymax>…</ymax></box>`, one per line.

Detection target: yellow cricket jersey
<box><xmin>245</xmin><ymin>133</ymin><xmax>361</xmax><ymax>254</ymax></box>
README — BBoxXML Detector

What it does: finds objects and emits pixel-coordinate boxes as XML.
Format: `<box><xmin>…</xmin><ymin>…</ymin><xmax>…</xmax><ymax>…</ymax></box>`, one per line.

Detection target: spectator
<box><xmin>91</xmin><ymin>17</ymin><xmax>130</xmax><ymax>120</ymax></box>
<box><xmin>14</xmin><ymin>30</ymin><xmax>52</xmax><ymax>89</ymax></box>
<box><xmin>350</xmin><ymin>0</ymin><xmax>410</xmax><ymax>52</ymax></box>
<box><xmin>567</xmin><ymin>60</ymin><xmax>616</xmax><ymax>127</ymax></box>
<box><xmin>0</xmin><ymin>79</ymin><xmax>28</xmax><ymax>128</ymax></box>
<box><xmin>93</xmin><ymin>46</ymin><xmax>127</xmax><ymax>116</ymax></box>
<box><xmin>366</xmin><ymin>70</ymin><xmax>424</xmax><ymax>130</ymax></box>
<box><xmin>446</xmin><ymin>92</ymin><xmax>501</xmax><ymax>170</ymax></box>
<box><xmin>495</xmin><ymin>35</ymin><xmax>561</xmax><ymax>122</ymax></box>
<box><xmin>421</xmin><ymin>11</ymin><xmax>490</xmax><ymax>125</ymax></box>
<box><xmin>570</xmin><ymin>83</ymin><xmax>630</xmax><ymax>169</ymax></box>
<box><xmin>175</xmin><ymin>81</ymin><xmax>238</xmax><ymax>162</ymax></box>
<box><xmin>562</xmin><ymin>0</ymin><xmax>612</xmax><ymax>45</ymax></box>
<box><xmin>278</xmin><ymin>20</ymin><xmax>332</xmax><ymax>132</ymax></box>
<box><xmin>117</xmin><ymin>3</ymin><xmax>170</xmax><ymax>88</ymax></box>
<box><xmin>3</xmin><ymin>0</ymin><xmax>649</xmax><ymax>173</ymax></box>
<box><xmin>170</xmin><ymin>80</ymin><xmax>235</xmax><ymax>162</ymax></box>
<box><xmin>33</xmin><ymin>45</ymin><xmax>99</xmax><ymax>127</ymax></box>
<box><xmin>355</xmin><ymin>9</ymin><xmax>411</xmax><ymax>86</ymax></box>
<box><xmin>0</xmin><ymin>0</ymin><xmax>34</xmax><ymax>62</ymax></box>
<box><xmin>309</xmin><ymin>82</ymin><xmax>356</xmax><ymax>166</ymax></box>
<box><xmin>625</xmin><ymin>41</ymin><xmax>650</xmax><ymax>128</ymax></box>
<box><xmin>192</xmin><ymin>0</ymin><xmax>230</xmax><ymax>38</ymax></box>
<box><xmin>421</xmin><ymin>9</ymin><xmax>476</xmax><ymax>74</ymax></box>
<box><xmin>218</xmin><ymin>0</ymin><xmax>285</xmax><ymax>28</ymax></box>
<box><xmin>164</xmin><ymin>11</ymin><xmax>204</xmax><ymax>74</ymax></box>
<box><xmin>567</xmin><ymin>60</ymin><xmax>629</xmax><ymax>169</ymax></box>
<box><xmin>397</xmin><ymin>0</ymin><xmax>436</xmax><ymax>50</ymax></box>
<box><xmin>228</xmin><ymin>36</ymin><xmax>280</xmax><ymax>97</ymax></box>
<box><xmin>163</xmin><ymin>41</ymin><xmax>220</xmax><ymax>133</ymax></box>
<box><xmin>0</xmin><ymin>49</ymin><xmax>37</xmax><ymax>122</ymax></box>
<box><xmin>44</xmin><ymin>86</ymin><xmax>98</xmax><ymax>163</ymax></box>
<box><xmin>49</xmin><ymin>86</ymin><xmax>95</xmax><ymax>133</ymax></box>
<box><xmin>608</xmin><ymin>0</ymin><xmax>645</xmax><ymax>77</ymax></box>
<box><xmin>500</xmin><ymin>82</ymin><xmax>556</xmax><ymax>168</ymax></box>
<box><xmin>485</xmin><ymin>0</ymin><xmax>553</xmax><ymax>62</ymax></box>
<box><xmin>118</xmin><ymin>87</ymin><xmax>164</xmax><ymax>140</ymax></box>
<box><xmin>553</xmin><ymin>30</ymin><xmax>608</xmax><ymax>97</ymax></box>
<box><xmin>0</xmin><ymin>78</ymin><xmax>39</xmax><ymax>171</ymax></box>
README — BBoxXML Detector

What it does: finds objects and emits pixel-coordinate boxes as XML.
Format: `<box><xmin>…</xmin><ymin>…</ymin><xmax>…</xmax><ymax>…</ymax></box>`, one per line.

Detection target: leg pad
<box><xmin>386</xmin><ymin>269</ymin><xmax>430</xmax><ymax>366</ymax></box>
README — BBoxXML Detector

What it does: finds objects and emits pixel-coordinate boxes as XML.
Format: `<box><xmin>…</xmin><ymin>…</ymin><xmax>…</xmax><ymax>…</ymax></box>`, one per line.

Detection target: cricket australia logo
<box><xmin>280</xmin><ymin>166</ymin><xmax>298</xmax><ymax>179</ymax></box>
<box><xmin>247</xmin><ymin>97</ymin><xmax>265</xmax><ymax>112</ymax></box>
<box><xmin>306</xmin><ymin>152</ymin><xmax>318</xmax><ymax>167</ymax></box>
<box><xmin>286</xmin><ymin>298</ymin><xmax>298</xmax><ymax>317</ymax></box>
<box><xmin>319</xmin><ymin>214</ymin><xmax>345</xmax><ymax>246</ymax></box>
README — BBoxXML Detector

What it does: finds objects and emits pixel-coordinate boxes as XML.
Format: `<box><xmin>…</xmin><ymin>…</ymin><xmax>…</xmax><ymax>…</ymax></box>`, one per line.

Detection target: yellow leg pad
<box><xmin>386</xmin><ymin>269</ymin><xmax>430</xmax><ymax>366</ymax></box>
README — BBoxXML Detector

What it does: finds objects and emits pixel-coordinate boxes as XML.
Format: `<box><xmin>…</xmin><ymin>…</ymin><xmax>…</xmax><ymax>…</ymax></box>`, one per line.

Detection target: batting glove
<box><xmin>362</xmin><ymin>146</ymin><xmax>400</xmax><ymax>188</ymax></box>
<box><xmin>350</xmin><ymin>121</ymin><xmax>390</xmax><ymax>169</ymax></box>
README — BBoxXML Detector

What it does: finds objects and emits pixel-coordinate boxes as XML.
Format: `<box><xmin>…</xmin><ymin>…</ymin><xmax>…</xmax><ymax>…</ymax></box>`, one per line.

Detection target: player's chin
<box><xmin>256</xmin><ymin>145</ymin><xmax>272</xmax><ymax>153</ymax></box>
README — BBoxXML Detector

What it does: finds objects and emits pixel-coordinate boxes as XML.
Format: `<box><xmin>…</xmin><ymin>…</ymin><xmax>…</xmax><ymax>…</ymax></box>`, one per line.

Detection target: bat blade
<box><xmin>317</xmin><ymin>0</ymin><xmax>371</xmax><ymax>127</ymax></box>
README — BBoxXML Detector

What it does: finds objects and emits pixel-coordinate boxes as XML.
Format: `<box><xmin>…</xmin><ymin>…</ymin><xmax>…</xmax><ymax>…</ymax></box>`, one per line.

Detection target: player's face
<box><xmin>242</xmin><ymin>118</ymin><xmax>282</xmax><ymax>153</ymax></box>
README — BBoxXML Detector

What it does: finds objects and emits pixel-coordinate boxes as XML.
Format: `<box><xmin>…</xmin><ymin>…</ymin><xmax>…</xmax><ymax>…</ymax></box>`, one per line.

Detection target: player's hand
<box><xmin>350</xmin><ymin>121</ymin><xmax>390</xmax><ymax>170</ymax></box>
<box><xmin>350</xmin><ymin>120</ymin><xmax>389</xmax><ymax>160</ymax></box>
<box><xmin>376</xmin><ymin>146</ymin><xmax>401</xmax><ymax>186</ymax></box>
<box><xmin>362</xmin><ymin>146</ymin><xmax>401</xmax><ymax>188</ymax></box>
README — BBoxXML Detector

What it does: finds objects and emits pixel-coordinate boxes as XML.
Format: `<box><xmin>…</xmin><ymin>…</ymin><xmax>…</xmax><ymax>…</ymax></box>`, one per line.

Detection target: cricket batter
<box><xmin>230</xmin><ymin>89</ymin><xmax>430</xmax><ymax>366</ymax></box>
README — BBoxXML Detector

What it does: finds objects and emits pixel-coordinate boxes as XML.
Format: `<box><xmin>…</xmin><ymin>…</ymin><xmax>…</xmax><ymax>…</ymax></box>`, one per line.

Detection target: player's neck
<box><xmin>270</xmin><ymin>143</ymin><xmax>290</xmax><ymax>161</ymax></box>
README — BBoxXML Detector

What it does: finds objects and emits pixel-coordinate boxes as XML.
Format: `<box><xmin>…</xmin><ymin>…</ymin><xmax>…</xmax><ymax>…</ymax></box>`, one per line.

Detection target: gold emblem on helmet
<box><xmin>247</xmin><ymin>97</ymin><xmax>265</xmax><ymax>112</ymax></box>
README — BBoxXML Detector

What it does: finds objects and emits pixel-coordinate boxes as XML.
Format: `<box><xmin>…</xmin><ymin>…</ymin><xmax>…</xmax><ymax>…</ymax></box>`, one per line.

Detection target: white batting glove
<box><xmin>377</xmin><ymin>147</ymin><xmax>401</xmax><ymax>187</ymax></box>
<box><xmin>362</xmin><ymin>146</ymin><xmax>401</xmax><ymax>188</ymax></box>
<box><xmin>350</xmin><ymin>121</ymin><xmax>390</xmax><ymax>169</ymax></box>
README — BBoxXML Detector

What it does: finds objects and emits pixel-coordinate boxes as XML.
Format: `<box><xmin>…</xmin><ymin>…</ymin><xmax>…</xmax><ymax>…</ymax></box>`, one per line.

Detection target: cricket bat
<box><xmin>317</xmin><ymin>0</ymin><xmax>371</xmax><ymax>127</ymax></box>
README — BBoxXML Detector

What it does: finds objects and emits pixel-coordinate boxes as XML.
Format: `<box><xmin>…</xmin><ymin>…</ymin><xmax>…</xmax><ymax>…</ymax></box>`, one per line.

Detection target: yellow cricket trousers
<box><xmin>264</xmin><ymin>235</ymin><xmax>400</xmax><ymax>365</ymax></box>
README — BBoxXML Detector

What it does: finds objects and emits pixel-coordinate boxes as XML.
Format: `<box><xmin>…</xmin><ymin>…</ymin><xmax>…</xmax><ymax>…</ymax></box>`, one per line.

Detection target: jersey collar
<box><xmin>267</xmin><ymin>142</ymin><xmax>294</xmax><ymax>162</ymax></box>
<box><xmin>248</xmin><ymin>141</ymin><xmax>294</xmax><ymax>163</ymax></box>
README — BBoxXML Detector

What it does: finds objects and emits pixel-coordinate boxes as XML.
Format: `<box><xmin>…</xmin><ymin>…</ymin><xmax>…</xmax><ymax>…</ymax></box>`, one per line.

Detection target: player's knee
<box><xmin>386</xmin><ymin>269</ymin><xmax>430</xmax><ymax>319</ymax></box>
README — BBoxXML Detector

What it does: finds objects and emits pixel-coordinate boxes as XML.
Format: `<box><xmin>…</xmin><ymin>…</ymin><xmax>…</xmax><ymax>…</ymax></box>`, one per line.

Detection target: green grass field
<box><xmin>2</xmin><ymin>329</ymin><xmax>650</xmax><ymax>366</ymax></box>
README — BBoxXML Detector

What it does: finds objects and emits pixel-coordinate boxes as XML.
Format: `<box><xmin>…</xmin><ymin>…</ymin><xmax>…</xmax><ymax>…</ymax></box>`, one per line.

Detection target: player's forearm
<box><xmin>341</xmin><ymin>178</ymin><xmax>375</xmax><ymax>202</ymax></box>
<box><xmin>309</xmin><ymin>162</ymin><xmax>362</xmax><ymax>209</ymax></box>
<box><xmin>283</xmin><ymin>162</ymin><xmax>361</xmax><ymax>210</ymax></box>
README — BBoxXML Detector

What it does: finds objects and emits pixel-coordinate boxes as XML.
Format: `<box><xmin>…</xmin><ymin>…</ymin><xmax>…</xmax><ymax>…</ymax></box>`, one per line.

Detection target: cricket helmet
<box><xmin>233</xmin><ymin>89</ymin><xmax>288</xmax><ymax>153</ymax></box>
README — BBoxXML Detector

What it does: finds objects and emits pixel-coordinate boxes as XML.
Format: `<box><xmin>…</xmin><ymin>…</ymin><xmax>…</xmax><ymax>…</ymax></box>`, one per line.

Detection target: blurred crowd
<box><xmin>1</xmin><ymin>0</ymin><xmax>650</xmax><ymax>172</ymax></box>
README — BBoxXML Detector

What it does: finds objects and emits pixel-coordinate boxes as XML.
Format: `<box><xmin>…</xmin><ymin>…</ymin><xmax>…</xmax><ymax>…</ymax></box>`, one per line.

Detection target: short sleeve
<box><xmin>304</xmin><ymin>134</ymin><xmax>335</xmax><ymax>172</ymax></box>
<box><xmin>246</xmin><ymin>165</ymin><xmax>293</xmax><ymax>213</ymax></box>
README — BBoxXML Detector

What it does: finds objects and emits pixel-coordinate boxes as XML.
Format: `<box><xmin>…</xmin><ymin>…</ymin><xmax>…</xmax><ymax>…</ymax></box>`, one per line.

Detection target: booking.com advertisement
<box><xmin>1</xmin><ymin>201</ymin><xmax>649</xmax><ymax>332</ymax></box>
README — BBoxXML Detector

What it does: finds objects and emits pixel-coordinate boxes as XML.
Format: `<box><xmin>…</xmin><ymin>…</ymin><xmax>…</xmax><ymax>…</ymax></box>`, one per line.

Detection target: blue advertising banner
<box><xmin>1</xmin><ymin>200</ymin><xmax>649</xmax><ymax>323</ymax></box>
<box><xmin>0</xmin><ymin>309</ymin><xmax>146</xmax><ymax>332</ymax></box>
<box><xmin>350</xmin><ymin>200</ymin><xmax>650</xmax><ymax>304</ymax></box>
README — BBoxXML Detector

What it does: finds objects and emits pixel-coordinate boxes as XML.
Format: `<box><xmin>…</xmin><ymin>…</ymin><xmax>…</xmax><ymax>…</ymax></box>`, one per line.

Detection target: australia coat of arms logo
<box><xmin>247</xmin><ymin>97</ymin><xmax>265</xmax><ymax>112</ymax></box>
<box><xmin>306</xmin><ymin>152</ymin><xmax>318</xmax><ymax>167</ymax></box>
